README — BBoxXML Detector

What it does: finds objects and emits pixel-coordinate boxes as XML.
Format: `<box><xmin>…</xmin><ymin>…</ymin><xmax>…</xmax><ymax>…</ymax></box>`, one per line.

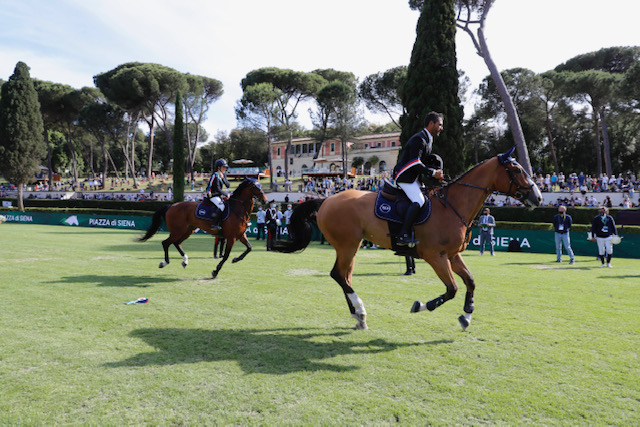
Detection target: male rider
<box><xmin>392</xmin><ymin>111</ymin><xmax>445</xmax><ymax>246</ymax></box>
<box><xmin>206</xmin><ymin>158</ymin><xmax>230</xmax><ymax>230</ymax></box>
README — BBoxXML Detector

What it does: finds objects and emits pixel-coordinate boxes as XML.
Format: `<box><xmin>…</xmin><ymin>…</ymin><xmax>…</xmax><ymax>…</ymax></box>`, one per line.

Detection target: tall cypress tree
<box><xmin>400</xmin><ymin>0</ymin><xmax>465</xmax><ymax>176</ymax></box>
<box><xmin>0</xmin><ymin>62</ymin><xmax>45</xmax><ymax>211</ymax></box>
<box><xmin>172</xmin><ymin>90</ymin><xmax>185</xmax><ymax>202</ymax></box>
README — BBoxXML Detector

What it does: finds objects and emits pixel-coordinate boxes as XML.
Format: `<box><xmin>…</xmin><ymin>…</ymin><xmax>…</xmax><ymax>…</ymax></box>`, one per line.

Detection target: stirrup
<box><xmin>396</xmin><ymin>233</ymin><xmax>418</xmax><ymax>248</ymax></box>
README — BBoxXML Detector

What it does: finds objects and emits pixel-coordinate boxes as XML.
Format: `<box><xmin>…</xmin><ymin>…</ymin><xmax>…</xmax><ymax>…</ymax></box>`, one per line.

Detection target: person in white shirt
<box><xmin>477</xmin><ymin>207</ymin><xmax>496</xmax><ymax>256</ymax></box>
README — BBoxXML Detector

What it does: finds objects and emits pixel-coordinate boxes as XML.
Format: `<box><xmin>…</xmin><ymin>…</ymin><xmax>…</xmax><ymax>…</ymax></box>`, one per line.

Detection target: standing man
<box><xmin>589</xmin><ymin>206</ymin><xmax>618</xmax><ymax>268</ymax></box>
<box><xmin>392</xmin><ymin>111</ymin><xmax>445</xmax><ymax>246</ymax></box>
<box><xmin>283</xmin><ymin>204</ymin><xmax>294</xmax><ymax>240</ymax></box>
<box><xmin>477</xmin><ymin>207</ymin><xmax>496</xmax><ymax>256</ymax></box>
<box><xmin>255</xmin><ymin>206</ymin><xmax>266</xmax><ymax>240</ymax></box>
<box><xmin>265</xmin><ymin>201</ymin><xmax>279</xmax><ymax>251</ymax></box>
<box><xmin>552</xmin><ymin>205</ymin><xmax>575</xmax><ymax>264</ymax></box>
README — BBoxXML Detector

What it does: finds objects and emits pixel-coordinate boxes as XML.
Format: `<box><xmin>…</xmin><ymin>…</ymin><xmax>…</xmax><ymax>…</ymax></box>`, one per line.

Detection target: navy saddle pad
<box><xmin>195</xmin><ymin>202</ymin><xmax>230</xmax><ymax>221</ymax></box>
<box><xmin>374</xmin><ymin>182</ymin><xmax>431</xmax><ymax>225</ymax></box>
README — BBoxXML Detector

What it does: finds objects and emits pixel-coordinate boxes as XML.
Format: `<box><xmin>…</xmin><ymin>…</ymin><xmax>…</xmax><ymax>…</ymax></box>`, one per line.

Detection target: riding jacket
<box><xmin>206</xmin><ymin>171</ymin><xmax>230</xmax><ymax>198</ymax></box>
<box><xmin>590</xmin><ymin>214</ymin><xmax>617</xmax><ymax>238</ymax></box>
<box><xmin>393</xmin><ymin>128</ymin><xmax>437</xmax><ymax>184</ymax></box>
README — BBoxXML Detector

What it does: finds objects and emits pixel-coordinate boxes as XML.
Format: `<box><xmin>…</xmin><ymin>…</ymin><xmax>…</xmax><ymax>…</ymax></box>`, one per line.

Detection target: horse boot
<box><xmin>396</xmin><ymin>202</ymin><xmax>421</xmax><ymax>247</ymax></box>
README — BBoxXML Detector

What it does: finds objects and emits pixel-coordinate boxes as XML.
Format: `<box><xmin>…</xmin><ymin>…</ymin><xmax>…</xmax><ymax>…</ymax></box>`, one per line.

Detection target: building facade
<box><xmin>269</xmin><ymin>132</ymin><xmax>401</xmax><ymax>177</ymax></box>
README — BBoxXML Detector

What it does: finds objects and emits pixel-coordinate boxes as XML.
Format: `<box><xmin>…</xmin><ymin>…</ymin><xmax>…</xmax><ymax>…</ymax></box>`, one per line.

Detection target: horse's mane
<box><xmin>447</xmin><ymin>156</ymin><xmax>494</xmax><ymax>185</ymax></box>
<box><xmin>230</xmin><ymin>178</ymin><xmax>256</xmax><ymax>198</ymax></box>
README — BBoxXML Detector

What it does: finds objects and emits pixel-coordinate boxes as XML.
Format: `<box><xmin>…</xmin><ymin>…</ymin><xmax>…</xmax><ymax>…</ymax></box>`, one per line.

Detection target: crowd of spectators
<box><xmin>3</xmin><ymin>169</ymin><xmax>639</xmax><ymax>208</ymax></box>
<box><xmin>534</xmin><ymin>171</ymin><xmax>638</xmax><ymax>195</ymax></box>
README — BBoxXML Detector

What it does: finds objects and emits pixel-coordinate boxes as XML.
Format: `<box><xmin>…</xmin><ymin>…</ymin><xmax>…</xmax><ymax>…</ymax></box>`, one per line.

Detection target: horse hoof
<box><xmin>182</xmin><ymin>262</ymin><xmax>188</xmax><ymax>268</ymax></box>
<box><xmin>232</xmin><ymin>257</ymin><xmax>239</xmax><ymax>263</ymax></box>
<box><xmin>355</xmin><ymin>322</ymin><xmax>369</xmax><ymax>330</ymax></box>
<box><xmin>211</xmin><ymin>271</ymin><xmax>218</xmax><ymax>279</ymax></box>
<box><xmin>458</xmin><ymin>315</ymin><xmax>470</xmax><ymax>331</ymax></box>
<box><xmin>410</xmin><ymin>300</ymin><xmax>422</xmax><ymax>313</ymax></box>
<box><xmin>159</xmin><ymin>261</ymin><xmax>168</xmax><ymax>268</ymax></box>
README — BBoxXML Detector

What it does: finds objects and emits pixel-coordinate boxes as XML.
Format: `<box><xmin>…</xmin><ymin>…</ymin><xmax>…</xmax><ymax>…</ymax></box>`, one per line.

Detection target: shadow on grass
<box><xmin>105</xmin><ymin>327</ymin><xmax>452</xmax><ymax>374</ymax></box>
<box><xmin>48</xmin><ymin>274</ymin><xmax>176</xmax><ymax>287</ymax></box>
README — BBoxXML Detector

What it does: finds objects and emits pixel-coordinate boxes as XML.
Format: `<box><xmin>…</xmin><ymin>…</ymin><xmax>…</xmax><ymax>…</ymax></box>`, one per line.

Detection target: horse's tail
<box><xmin>272</xmin><ymin>198</ymin><xmax>324</xmax><ymax>253</ymax></box>
<box><xmin>138</xmin><ymin>205</ymin><xmax>170</xmax><ymax>241</ymax></box>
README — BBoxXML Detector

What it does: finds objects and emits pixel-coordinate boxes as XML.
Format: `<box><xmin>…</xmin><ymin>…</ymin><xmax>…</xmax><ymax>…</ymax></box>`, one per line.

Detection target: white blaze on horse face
<box><xmin>348</xmin><ymin>292</ymin><xmax>366</xmax><ymax>315</ymax></box>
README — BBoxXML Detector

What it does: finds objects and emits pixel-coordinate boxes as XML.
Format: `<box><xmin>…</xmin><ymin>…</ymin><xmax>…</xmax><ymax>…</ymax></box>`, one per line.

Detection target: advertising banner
<box><xmin>1</xmin><ymin>211</ymin><xmax>636</xmax><ymax>258</ymax></box>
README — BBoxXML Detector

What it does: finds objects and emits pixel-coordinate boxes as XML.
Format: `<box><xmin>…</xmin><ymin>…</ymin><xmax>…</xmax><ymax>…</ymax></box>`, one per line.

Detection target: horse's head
<box><xmin>495</xmin><ymin>146</ymin><xmax>543</xmax><ymax>207</ymax></box>
<box><xmin>245</xmin><ymin>178</ymin><xmax>268</xmax><ymax>203</ymax></box>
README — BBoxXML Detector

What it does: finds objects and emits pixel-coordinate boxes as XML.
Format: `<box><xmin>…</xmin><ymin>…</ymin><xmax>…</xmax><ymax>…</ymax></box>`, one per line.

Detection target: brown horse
<box><xmin>139</xmin><ymin>178</ymin><xmax>268</xmax><ymax>278</ymax></box>
<box><xmin>272</xmin><ymin>148</ymin><xmax>543</xmax><ymax>330</ymax></box>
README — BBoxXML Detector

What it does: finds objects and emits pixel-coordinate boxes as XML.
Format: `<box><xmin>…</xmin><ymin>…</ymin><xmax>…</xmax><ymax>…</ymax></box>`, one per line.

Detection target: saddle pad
<box><xmin>374</xmin><ymin>191</ymin><xmax>431</xmax><ymax>225</ymax></box>
<box><xmin>195</xmin><ymin>202</ymin><xmax>230</xmax><ymax>221</ymax></box>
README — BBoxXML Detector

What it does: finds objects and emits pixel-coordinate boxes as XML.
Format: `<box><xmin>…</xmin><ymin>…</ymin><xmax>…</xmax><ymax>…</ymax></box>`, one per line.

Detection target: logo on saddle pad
<box><xmin>374</xmin><ymin>192</ymin><xmax>431</xmax><ymax>225</ymax></box>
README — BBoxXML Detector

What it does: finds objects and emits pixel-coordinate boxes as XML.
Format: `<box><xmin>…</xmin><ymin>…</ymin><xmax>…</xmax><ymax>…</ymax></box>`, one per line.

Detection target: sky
<box><xmin>1</xmin><ymin>0</ymin><xmax>638</xmax><ymax>142</ymax></box>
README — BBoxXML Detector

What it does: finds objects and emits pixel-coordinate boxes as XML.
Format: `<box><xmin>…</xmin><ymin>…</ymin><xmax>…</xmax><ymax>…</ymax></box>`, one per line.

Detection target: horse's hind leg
<box><xmin>174</xmin><ymin>230</ymin><xmax>194</xmax><ymax>268</ymax></box>
<box><xmin>450</xmin><ymin>253</ymin><xmax>475</xmax><ymax>331</ymax></box>
<box><xmin>329</xmin><ymin>245</ymin><xmax>367</xmax><ymax>330</ymax></box>
<box><xmin>159</xmin><ymin>237</ymin><xmax>172</xmax><ymax>268</ymax></box>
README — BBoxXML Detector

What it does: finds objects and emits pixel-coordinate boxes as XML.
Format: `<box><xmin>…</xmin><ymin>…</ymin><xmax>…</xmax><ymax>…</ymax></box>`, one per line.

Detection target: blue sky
<box><xmin>1</xmin><ymin>0</ymin><xmax>637</xmax><ymax>140</ymax></box>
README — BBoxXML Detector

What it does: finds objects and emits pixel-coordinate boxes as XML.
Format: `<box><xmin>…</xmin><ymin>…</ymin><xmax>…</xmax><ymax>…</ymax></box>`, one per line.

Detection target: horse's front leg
<box><xmin>410</xmin><ymin>255</ymin><xmax>457</xmax><ymax>313</ymax></box>
<box><xmin>232</xmin><ymin>233</ymin><xmax>251</xmax><ymax>263</ymax></box>
<box><xmin>450</xmin><ymin>253</ymin><xmax>475</xmax><ymax>331</ymax></box>
<box><xmin>212</xmin><ymin>239</ymin><xmax>234</xmax><ymax>279</ymax></box>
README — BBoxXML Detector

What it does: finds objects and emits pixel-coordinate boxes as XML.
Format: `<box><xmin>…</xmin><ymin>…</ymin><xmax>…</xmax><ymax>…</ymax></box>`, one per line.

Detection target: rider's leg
<box><xmin>396</xmin><ymin>181</ymin><xmax>425</xmax><ymax>246</ymax></box>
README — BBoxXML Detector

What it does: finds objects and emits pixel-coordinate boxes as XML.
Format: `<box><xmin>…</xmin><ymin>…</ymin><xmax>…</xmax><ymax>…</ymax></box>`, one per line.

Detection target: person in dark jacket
<box><xmin>265</xmin><ymin>201</ymin><xmax>279</xmax><ymax>251</ymax></box>
<box><xmin>589</xmin><ymin>206</ymin><xmax>618</xmax><ymax>268</ymax></box>
<box><xmin>206</xmin><ymin>158</ymin><xmax>230</xmax><ymax>229</ymax></box>
<box><xmin>552</xmin><ymin>205</ymin><xmax>575</xmax><ymax>264</ymax></box>
<box><xmin>392</xmin><ymin>111</ymin><xmax>445</xmax><ymax>246</ymax></box>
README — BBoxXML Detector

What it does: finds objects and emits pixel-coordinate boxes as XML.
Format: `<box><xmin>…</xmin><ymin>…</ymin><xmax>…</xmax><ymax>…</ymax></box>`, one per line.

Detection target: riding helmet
<box><xmin>214</xmin><ymin>158</ymin><xmax>229</xmax><ymax>169</ymax></box>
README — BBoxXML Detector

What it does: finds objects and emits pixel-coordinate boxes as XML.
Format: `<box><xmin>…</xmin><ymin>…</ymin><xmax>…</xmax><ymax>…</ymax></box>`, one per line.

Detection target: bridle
<box><xmin>228</xmin><ymin>180</ymin><xmax>266</xmax><ymax>219</ymax></box>
<box><xmin>433</xmin><ymin>158</ymin><xmax>536</xmax><ymax>240</ymax></box>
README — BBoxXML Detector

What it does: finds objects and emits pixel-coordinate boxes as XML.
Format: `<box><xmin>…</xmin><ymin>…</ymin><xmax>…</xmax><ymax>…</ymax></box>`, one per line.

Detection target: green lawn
<box><xmin>1</xmin><ymin>224</ymin><xmax>638</xmax><ymax>425</ymax></box>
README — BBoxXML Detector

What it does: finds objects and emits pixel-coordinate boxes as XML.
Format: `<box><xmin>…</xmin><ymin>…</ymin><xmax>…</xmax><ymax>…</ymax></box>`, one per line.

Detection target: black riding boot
<box><xmin>397</xmin><ymin>202</ymin><xmax>421</xmax><ymax>246</ymax></box>
<box><xmin>210</xmin><ymin>207</ymin><xmax>222</xmax><ymax>230</ymax></box>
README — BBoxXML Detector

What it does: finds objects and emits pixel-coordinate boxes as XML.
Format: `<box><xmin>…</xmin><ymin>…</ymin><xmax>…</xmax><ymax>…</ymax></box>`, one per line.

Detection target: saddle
<box><xmin>195</xmin><ymin>200</ymin><xmax>231</xmax><ymax>222</ymax></box>
<box><xmin>375</xmin><ymin>180</ymin><xmax>431</xmax><ymax>225</ymax></box>
<box><xmin>375</xmin><ymin>180</ymin><xmax>432</xmax><ymax>257</ymax></box>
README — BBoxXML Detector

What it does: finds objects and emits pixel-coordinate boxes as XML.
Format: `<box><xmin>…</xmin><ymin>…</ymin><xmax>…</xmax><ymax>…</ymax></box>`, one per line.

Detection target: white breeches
<box><xmin>596</xmin><ymin>236</ymin><xmax>613</xmax><ymax>256</ymax></box>
<box><xmin>210</xmin><ymin>196</ymin><xmax>225</xmax><ymax>211</ymax></box>
<box><xmin>397</xmin><ymin>181</ymin><xmax>425</xmax><ymax>207</ymax></box>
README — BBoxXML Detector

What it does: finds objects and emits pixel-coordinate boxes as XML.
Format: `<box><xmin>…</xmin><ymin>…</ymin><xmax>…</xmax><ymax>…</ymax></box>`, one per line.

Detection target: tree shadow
<box><xmin>48</xmin><ymin>274</ymin><xmax>176</xmax><ymax>287</ymax></box>
<box><xmin>104</xmin><ymin>327</ymin><xmax>451</xmax><ymax>374</ymax></box>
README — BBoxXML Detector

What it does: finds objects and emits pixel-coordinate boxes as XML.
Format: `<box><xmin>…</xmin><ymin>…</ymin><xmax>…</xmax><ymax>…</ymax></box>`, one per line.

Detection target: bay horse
<box><xmin>139</xmin><ymin>178</ymin><xmax>268</xmax><ymax>278</ymax></box>
<box><xmin>272</xmin><ymin>148</ymin><xmax>543</xmax><ymax>330</ymax></box>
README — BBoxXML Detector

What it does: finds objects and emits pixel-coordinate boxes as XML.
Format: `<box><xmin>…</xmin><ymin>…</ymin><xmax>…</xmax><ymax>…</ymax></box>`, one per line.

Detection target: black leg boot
<box><xmin>397</xmin><ymin>203</ymin><xmax>421</xmax><ymax>246</ymax></box>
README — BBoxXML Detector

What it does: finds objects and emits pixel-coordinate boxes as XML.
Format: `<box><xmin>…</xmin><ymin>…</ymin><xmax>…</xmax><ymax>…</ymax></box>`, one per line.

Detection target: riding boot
<box><xmin>397</xmin><ymin>202</ymin><xmax>421</xmax><ymax>246</ymax></box>
<box><xmin>210</xmin><ymin>207</ymin><xmax>222</xmax><ymax>230</ymax></box>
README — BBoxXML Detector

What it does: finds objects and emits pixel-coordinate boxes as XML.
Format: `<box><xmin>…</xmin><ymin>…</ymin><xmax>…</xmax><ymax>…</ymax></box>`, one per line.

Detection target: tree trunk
<box><xmin>599</xmin><ymin>108</ymin><xmax>612</xmax><ymax>177</ymax></box>
<box><xmin>544</xmin><ymin>108</ymin><xmax>560</xmax><ymax>173</ymax></box>
<box><xmin>146</xmin><ymin>118</ymin><xmax>155</xmax><ymax>180</ymax></box>
<box><xmin>592</xmin><ymin>112</ymin><xmax>603</xmax><ymax>177</ymax></box>
<box><xmin>17</xmin><ymin>181</ymin><xmax>25</xmax><ymax>212</ymax></box>
<box><xmin>477</xmin><ymin>27</ymin><xmax>533</xmax><ymax>175</ymax></box>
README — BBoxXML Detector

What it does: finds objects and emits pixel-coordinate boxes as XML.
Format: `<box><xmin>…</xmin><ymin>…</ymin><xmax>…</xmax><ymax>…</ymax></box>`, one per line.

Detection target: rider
<box><xmin>392</xmin><ymin>111</ymin><xmax>445</xmax><ymax>246</ymax></box>
<box><xmin>206</xmin><ymin>158</ymin><xmax>231</xmax><ymax>230</ymax></box>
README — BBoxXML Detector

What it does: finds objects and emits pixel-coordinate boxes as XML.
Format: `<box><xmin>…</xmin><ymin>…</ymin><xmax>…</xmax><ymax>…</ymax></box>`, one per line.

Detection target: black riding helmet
<box><xmin>214</xmin><ymin>158</ymin><xmax>229</xmax><ymax>169</ymax></box>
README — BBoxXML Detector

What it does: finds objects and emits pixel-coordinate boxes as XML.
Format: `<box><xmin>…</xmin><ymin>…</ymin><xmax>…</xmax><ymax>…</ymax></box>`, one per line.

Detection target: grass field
<box><xmin>1</xmin><ymin>224</ymin><xmax>638</xmax><ymax>425</ymax></box>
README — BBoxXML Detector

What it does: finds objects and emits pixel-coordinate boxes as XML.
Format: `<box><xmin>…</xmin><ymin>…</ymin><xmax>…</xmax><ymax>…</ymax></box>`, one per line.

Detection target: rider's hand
<box><xmin>433</xmin><ymin>169</ymin><xmax>444</xmax><ymax>182</ymax></box>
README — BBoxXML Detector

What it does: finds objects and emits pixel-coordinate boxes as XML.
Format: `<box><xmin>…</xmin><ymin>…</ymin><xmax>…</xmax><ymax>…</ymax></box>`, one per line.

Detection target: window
<box><xmin>330</xmin><ymin>143</ymin><xmax>335</xmax><ymax>152</ymax></box>
<box><xmin>364</xmin><ymin>144</ymin><xmax>369</xmax><ymax>149</ymax></box>
<box><xmin>302</xmin><ymin>144</ymin><xmax>308</xmax><ymax>154</ymax></box>
<box><xmin>391</xmin><ymin>141</ymin><xmax>397</xmax><ymax>147</ymax></box>
<box><xmin>289</xmin><ymin>158</ymin><xmax>294</xmax><ymax>165</ymax></box>
<box><xmin>277</xmin><ymin>147</ymin><xmax>281</xmax><ymax>157</ymax></box>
